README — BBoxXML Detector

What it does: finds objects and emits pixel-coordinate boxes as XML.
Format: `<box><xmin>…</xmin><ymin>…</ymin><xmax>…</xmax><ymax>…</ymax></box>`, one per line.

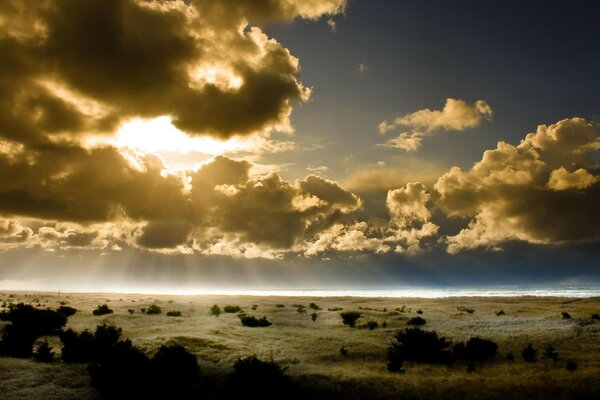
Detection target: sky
<box><xmin>0</xmin><ymin>0</ymin><xmax>599</xmax><ymax>292</ymax></box>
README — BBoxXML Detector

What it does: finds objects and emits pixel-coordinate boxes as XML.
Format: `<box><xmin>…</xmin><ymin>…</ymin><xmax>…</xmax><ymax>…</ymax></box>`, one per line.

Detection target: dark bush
<box><xmin>340</xmin><ymin>311</ymin><xmax>362</xmax><ymax>327</ymax></box>
<box><xmin>93</xmin><ymin>304</ymin><xmax>113</xmax><ymax>316</ymax></box>
<box><xmin>496</xmin><ymin>310</ymin><xmax>505</xmax><ymax>316</ymax></box>
<box><xmin>251</xmin><ymin>304</ymin><xmax>258</xmax><ymax>310</ymax></box>
<box><xmin>275</xmin><ymin>304</ymin><xmax>285</xmax><ymax>308</ymax></box>
<box><xmin>366</xmin><ymin>321</ymin><xmax>379</xmax><ymax>330</ymax></box>
<box><xmin>223</xmin><ymin>305</ymin><xmax>241</xmax><ymax>313</ymax></box>
<box><xmin>57</xmin><ymin>305</ymin><xmax>77</xmax><ymax>317</ymax></box>
<box><xmin>145</xmin><ymin>304</ymin><xmax>162</xmax><ymax>315</ymax></box>
<box><xmin>457</xmin><ymin>306</ymin><xmax>475</xmax><ymax>314</ymax></box>
<box><xmin>407</xmin><ymin>316</ymin><xmax>426</xmax><ymax>326</ymax></box>
<box><xmin>151</xmin><ymin>345</ymin><xmax>199</xmax><ymax>395</ymax></box>
<box><xmin>382</xmin><ymin>321</ymin><xmax>388</xmax><ymax>328</ymax></box>
<box><xmin>228</xmin><ymin>355</ymin><xmax>290</xmax><ymax>399</ymax></box>
<box><xmin>543</xmin><ymin>345</ymin><xmax>559</xmax><ymax>362</ymax></box>
<box><xmin>562</xmin><ymin>312</ymin><xmax>571</xmax><ymax>320</ymax></box>
<box><xmin>88</xmin><ymin>339</ymin><xmax>152</xmax><ymax>398</ymax></box>
<box><xmin>0</xmin><ymin>303</ymin><xmax>66</xmax><ymax>357</ymax></box>
<box><xmin>592</xmin><ymin>313</ymin><xmax>600</xmax><ymax>321</ymax></box>
<box><xmin>309</xmin><ymin>303</ymin><xmax>321</xmax><ymax>310</ymax></box>
<box><xmin>60</xmin><ymin>324</ymin><xmax>122</xmax><ymax>363</ymax></box>
<box><xmin>296</xmin><ymin>305</ymin><xmax>306</xmax><ymax>314</ymax></box>
<box><xmin>166</xmin><ymin>310</ymin><xmax>182</xmax><ymax>317</ymax></box>
<box><xmin>388</xmin><ymin>328</ymin><xmax>453</xmax><ymax>371</ymax></box>
<box><xmin>506</xmin><ymin>352</ymin><xmax>515</xmax><ymax>362</ymax></box>
<box><xmin>566</xmin><ymin>360</ymin><xmax>577</xmax><ymax>371</ymax></box>
<box><xmin>33</xmin><ymin>340</ymin><xmax>54</xmax><ymax>362</ymax></box>
<box><xmin>416</xmin><ymin>309</ymin><xmax>423</xmax><ymax>315</ymax></box>
<box><xmin>210</xmin><ymin>305</ymin><xmax>221</xmax><ymax>317</ymax></box>
<box><xmin>454</xmin><ymin>337</ymin><xmax>498</xmax><ymax>363</ymax></box>
<box><xmin>339</xmin><ymin>347</ymin><xmax>348</xmax><ymax>356</ymax></box>
<box><xmin>127</xmin><ymin>309</ymin><xmax>135</xmax><ymax>315</ymax></box>
<box><xmin>239</xmin><ymin>315</ymin><xmax>272</xmax><ymax>327</ymax></box>
<box><xmin>522</xmin><ymin>343</ymin><xmax>537</xmax><ymax>362</ymax></box>
<box><xmin>328</xmin><ymin>307</ymin><xmax>343</xmax><ymax>311</ymax></box>
<box><xmin>311</xmin><ymin>312</ymin><xmax>318</xmax><ymax>322</ymax></box>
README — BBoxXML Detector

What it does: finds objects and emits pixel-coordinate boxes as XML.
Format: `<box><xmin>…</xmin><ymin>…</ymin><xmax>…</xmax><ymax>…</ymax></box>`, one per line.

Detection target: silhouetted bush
<box><xmin>145</xmin><ymin>304</ymin><xmax>162</xmax><ymax>315</ymax></box>
<box><xmin>224</xmin><ymin>305</ymin><xmax>241</xmax><ymax>313</ymax></box>
<box><xmin>60</xmin><ymin>324</ymin><xmax>122</xmax><ymax>363</ymax></box>
<box><xmin>166</xmin><ymin>310</ymin><xmax>182</xmax><ymax>317</ymax></box>
<box><xmin>562</xmin><ymin>312</ymin><xmax>571</xmax><ymax>319</ymax></box>
<box><xmin>543</xmin><ymin>345</ymin><xmax>559</xmax><ymax>361</ymax></box>
<box><xmin>296</xmin><ymin>305</ymin><xmax>307</xmax><ymax>314</ymax></box>
<box><xmin>210</xmin><ymin>305</ymin><xmax>221</xmax><ymax>317</ymax></box>
<box><xmin>151</xmin><ymin>345</ymin><xmax>199</xmax><ymax>395</ymax></box>
<box><xmin>496</xmin><ymin>310</ymin><xmax>505</xmax><ymax>316</ymax></box>
<box><xmin>127</xmin><ymin>309</ymin><xmax>135</xmax><ymax>314</ymax></box>
<box><xmin>88</xmin><ymin>339</ymin><xmax>152</xmax><ymax>398</ymax></box>
<box><xmin>0</xmin><ymin>303</ymin><xmax>67</xmax><ymax>357</ymax></box>
<box><xmin>453</xmin><ymin>337</ymin><xmax>498</xmax><ymax>363</ymax></box>
<box><xmin>388</xmin><ymin>328</ymin><xmax>453</xmax><ymax>371</ymax></box>
<box><xmin>251</xmin><ymin>304</ymin><xmax>258</xmax><ymax>310</ymax></box>
<box><xmin>33</xmin><ymin>340</ymin><xmax>54</xmax><ymax>362</ymax></box>
<box><xmin>522</xmin><ymin>343</ymin><xmax>537</xmax><ymax>362</ymax></box>
<box><xmin>93</xmin><ymin>304</ymin><xmax>113</xmax><ymax>316</ymax></box>
<box><xmin>328</xmin><ymin>307</ymin><xmax>343</xmax><ymax>311</ymax></box>
<box><xmin>311</xmin><ymin>312</ymin><xmax>318</xmax><ymax>322</ymax></box>
<box><xmin>309</xmin><ymin>303</ymin><xmax>321</xmax><ymax>310</ymax></box>
<box><xmin>506</xmin><ymin>352</ymin><xmax>515</xmax><ymax>362</ymax></box>
<box><xmin>366</xmin><ymin>320</ymin><xmax>379</xmax><ymax>330</ymax></box>
<box><xmin>340</xmin><ymin>311</ymin><xmax>362</xmax><ymax>327</ymax></box>
<box><xmin>275</xmin><ymin>304</ymin><xmax>285</xmax><ymax>308</ymax></box>
<box><xmin>566</xmin><ymin>360</ymin><xmax>577</xmax><ymax>371</ymax></box>
<box><xmin>416</xmin><ymin>309</ymin><xmax>423</xmax><ymax>315</ymax></box>
<box><xmin>228</xmin><ymin>355</ymin><xmax>290</xmax><ymax>399</ymax></box>
<box><xmin>382</xmin><ymin>321</ymin><xmax>388</xmax><ymax>328</ymax></box>
<box><xmin>239</xmin><ymin>315</ymin><xmax>272</xmax><ymax>327</ymax></box>
<box><xmin>457</xmin><ymin>306</ymin><xmax>475</xmax><ymax>314</ymax></box>
<box><xmin>592</xmin><ymin>313</ymin><xmax>600</xmax><ymax>321</ymax></box>
<box><xmin>57</xmin><ymin>305</ymin><xmax>77</xmax><ymax>317</ymax></box>
<box><xmin>339</xmin><ymin>347</ymin><xmax>348</xmax><ymax>356</ymax></box>
<box><xmin>407</xmin><ymin>316</ymin><xmax>426</xmax><ymax>326</ymax></box>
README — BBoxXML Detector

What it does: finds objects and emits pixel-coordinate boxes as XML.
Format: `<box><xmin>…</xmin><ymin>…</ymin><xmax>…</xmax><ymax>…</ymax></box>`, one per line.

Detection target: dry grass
<box><xmin>1</xmin><ymin>291</ymin><xmax>600</xmax><ymax>399</ymax></box>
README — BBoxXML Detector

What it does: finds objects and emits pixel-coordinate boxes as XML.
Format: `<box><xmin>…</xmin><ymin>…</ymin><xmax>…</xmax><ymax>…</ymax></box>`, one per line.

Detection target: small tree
<box><xmin>562</xmin><ymin>312</ymin><xmax>572</xmax><ymax>319</ymax></box>
<box><xmin>145</xmin><ymin>304</ymin><xmax>162</xmax><ymax>315</ymax></box>
<box><xmin>311</xmin><ymin>312</ymin><xmax>318</xmax><ymax>322</ymax></box>
<box><xmin>210</xmin><ymin>305</ymin><xmax>221</xmax><ymax>317</ymax></box>
<box><xmin>33</xmin><ymin>341</ymin><xmax>54</xmax><ymax>362</ymax></box>
<box><xmin>340</xmin><ymin>312</ymin><xmax>361</xmax><ymax>327</ymax></box>
<box><xmin>388</xmin><ymin>328</ymin><xmax>453</xmax><ymax>371</ymax></box>
<box><xmin>309</xmin><ymin>303</ymin><xmax>321</xmax><ymax>310</ymax></box>
<box><xmin>239</xmin><ymin>315</ymin><xmax>271</xmax><ymax>327</ymax></box>
<box><xmin>407</xmin><ymin>316</ymin><xmax>426</xmax><ymax>326</ymax></box>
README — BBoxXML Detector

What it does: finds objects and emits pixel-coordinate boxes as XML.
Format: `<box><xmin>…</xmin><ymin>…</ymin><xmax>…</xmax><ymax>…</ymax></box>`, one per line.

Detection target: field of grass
<box><xmin>1</xmin><ymin>291</ymin><xmax>600</xmax><ymax>399</ymax></box>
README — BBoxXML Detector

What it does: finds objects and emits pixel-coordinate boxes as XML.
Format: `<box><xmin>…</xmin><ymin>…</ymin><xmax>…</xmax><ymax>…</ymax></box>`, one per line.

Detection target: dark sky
<box><xmin>0</xmin><ymin>1</ymin><xmax>598</xmax><ymax>291</ymax></box>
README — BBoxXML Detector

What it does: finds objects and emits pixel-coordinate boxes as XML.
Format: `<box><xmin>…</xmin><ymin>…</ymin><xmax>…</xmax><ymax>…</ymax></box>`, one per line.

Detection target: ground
<box><xmin>1</xmin><ymin>291</ymin><xmax>600</xmax><ymax>399</ymax></box>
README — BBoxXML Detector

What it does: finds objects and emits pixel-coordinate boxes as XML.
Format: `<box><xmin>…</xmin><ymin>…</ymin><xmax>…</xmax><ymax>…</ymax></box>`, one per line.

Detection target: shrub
<box><xmin>382</xmin><ymin>321</ymin><xmax>388</xmax><ymax>328</ymax></box>
<box><xmin>228</xmin><ymin>355</ymin><xmax>290</xmax><ymax>399</ymax></box>
<box><xmin>60</xmin><ymin>324</ymin><xmax>122</xmax><ymax>363</ymax></box>
<box><xmin>454</xmin><ymin>337</ymin><xmax>498</xmax><ymax>363</ymax></box>
<box><xmin>496</xmin><ymin>310</ymin><xmax>505</xmax><ymax>316</ymax></box>
<box><xmin>339</xmin><ymin>347</ymin><xmax>348</xmax><ymax>356</ymax></box>
<box><xmin>210</xmin><ymin>305</ymin><xmax>221</xmax><ymax>317</ymax></box>
<box><xmin>328</xmin><ymin>307</ymin><xmax>343</xmax><ymax>311</ymax></box>
<box><xmin>239</xmin><ymin>315</ymin><xmax>272</xmax><ymax>327</ymax></box>
<box><xmin>0</xmin><ymin>303</ymin><xmax>67</xmax><ymax>358</ymax></box>
<box><xmin>407</xmin><ymin>316</ymin><xmax>426</xmax><ymax>326</ymax></box>
<box><xmin>388</xmin><ymin>328</ymin><xmax>453</xmax><ymax>371</ymax></box>
<box><xmin>145</xmin><ymin>304</ymin><xmax>162</xmax><ymax>315</ymax></box>
<box><xmin>592</xmin><ymin>313</ymin><xmax>600</xmax><ymax>321</ymax></box>
<box><xmin>416</xmin><ymin>309</ymin><xmax>423</xmax><ymax>315</ymax></box>
<box><xmin>311</xmin><ymin>312</ymin><xmax>318</xmax><ymax>322</ymax></box>
<box><xmin>151</xmin><ymin>345</ymin><xmax>199</xmax><ymax>395</ymax></box>
<box><xmin>224</xmin><ymin>305</ymin><xmax>241</xmax><ymax>313</ymax></box>
<box><xmin>33</xmin><ymin>341</ymin><xmax>54</xmax><ymax>362</ymax></box>
<box><xmin>275</xmin><ymin>304</ymin><xmax>285</xmax><ymax>308</ymax></box>
<box><xmin>296</xmin><ymin>305</ymin><xmax>306</xmax><ymax>314</ymax></box>
<box><xmin>128</xmin><ymin>309</ymin><xmax>135</xmax><ymax>315</ymax></box>
<box><xmin>251</xmin><ymin>304</ymin><xmax>258</xmax><ymax>310</ymax></box>
<box><xmin>340</xmin><ymin>311</ymin><xmax>362</xmax><ymax>327</ymax></box>
<box><xmin>543</xmin><ymin>345</ymin><xmax>559</xmax><ymax>362</ymax></box>
<box><xmin>562</xmin><ymin>312</ymin><xmax>571</xmax><ymax>319</ymax></box>
<box><xmin>56</xmin><ymin>305</ymin><xmax>77</xmax><ymax>317</ymax></box>
<box><xmin>166</xmin><ymin>310</ymin><xmax>182</xmax><ymax>317</ymax></box>
<box><xmin>566</xmin><ymin>360</ymin><xmax>577</xmax><ymax>371</ymax></box>
<box><xmin>522</xmin><ymin>343</ymin><xmax>537</xmax><ymax>362</ymax></box>
<box><xmin>457</xmin><ymin>306</ymin><xmax>475</xmax><ymax>314</ymax></box>
<box><xmin>506</xmin><ymin>352</ymin><xmax>515</xmax><ymax>362</ymax></box>
<box><xmin>366</xmin><ymin>320</ymin><xmax>379</xmax><ymax>330</ymax></box>
<box><xmin>93</xmin><ymin>304</ymin><xmax>113</xmax><ymax>316</ymax></box>
<box><xmin>309</xmin><ymin>303</ymin><xmax>321</xmax><ymax>310</ymax></box>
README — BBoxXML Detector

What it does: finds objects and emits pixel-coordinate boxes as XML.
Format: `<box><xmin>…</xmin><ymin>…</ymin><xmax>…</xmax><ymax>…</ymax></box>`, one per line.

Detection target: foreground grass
<box><xmin>1</xmin><ymin>291</ymin><xmax>600</xmax><ymax>399</ymax></box>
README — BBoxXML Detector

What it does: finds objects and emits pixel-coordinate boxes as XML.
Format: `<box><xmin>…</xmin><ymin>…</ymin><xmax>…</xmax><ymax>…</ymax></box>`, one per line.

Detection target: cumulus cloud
<box><xmin>435</xmin><ymin>118</ymin><xmax>600</xmax><ymax>253</ymax></box>
<box><xmin>379</xmin><ymin>98</ymin><xmax>493</xmax><ymax>151</ymax></box>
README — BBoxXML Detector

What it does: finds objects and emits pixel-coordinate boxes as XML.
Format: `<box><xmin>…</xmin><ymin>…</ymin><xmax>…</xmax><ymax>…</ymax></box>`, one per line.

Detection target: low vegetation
<box><xmin>407</xmin><ymin>316</ymin><xmax>426</xmax><ymax>326</ymax></box>
<box><xmin>166</xmin><ymin>310</ymin><xmax>182</xmax><ymax>317</ymax></box>
<box><xmin>145</xmin><ymin>304</ymin><xmax>162</xmax><ymax>315</ymax></box>
<box><xmin>239</xmin><ymin>314</ymin><xmax>272</xmax><ymax>327</ymax></box>
<box><xmin>92</xmin><ymin>304</ymin><xmax>113</xmax><ymax>316</ymax></box>
<box><xmin>224</xmin><ymin>305</ymin><xmax>242</xmax><ymax>313</ymax></box>
<box><xmin>210</xmin><ymin>305</ymin><xmax>221</xmax><ymax>317</ymax></box>
<box><xmin>340</xmin><ymin>311</ymin><xmax>361</xmax><ymax>327</ymax></box>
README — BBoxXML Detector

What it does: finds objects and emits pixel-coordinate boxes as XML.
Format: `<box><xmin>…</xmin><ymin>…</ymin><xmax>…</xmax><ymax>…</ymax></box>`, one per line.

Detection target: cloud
<box><xmin>379</xmin><ymin>98</ymin><xmax>493</xmax><ymax>151</ymax></box>
<box><xmin>434</xmin><ymin>118</ymin><xmax>600</xmax><ymax>253</ymax></box>
<box><xmin>0</xmin><ymin>0</ymin><xmax>346</xmax><ymax>145</ymax></box>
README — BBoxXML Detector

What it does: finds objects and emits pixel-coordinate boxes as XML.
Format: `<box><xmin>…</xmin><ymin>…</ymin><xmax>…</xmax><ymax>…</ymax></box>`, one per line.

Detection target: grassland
<box><xmin>1</xmin><ymin>291</ymin><xmax>600</xmax><ymax>399</ymax></box>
